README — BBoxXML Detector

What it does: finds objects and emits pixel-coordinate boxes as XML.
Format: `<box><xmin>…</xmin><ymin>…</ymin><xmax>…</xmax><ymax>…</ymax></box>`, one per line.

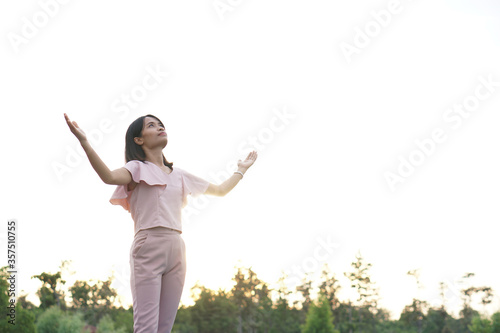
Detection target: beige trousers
<box><xmin>130</xmin><ymin>226</ymin><xmax>186</xmax><ymax>332</ymax></box>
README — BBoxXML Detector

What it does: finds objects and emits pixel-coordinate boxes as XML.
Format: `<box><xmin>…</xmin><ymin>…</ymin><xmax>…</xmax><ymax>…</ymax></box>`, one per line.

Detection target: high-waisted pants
<box><xmin>129</xmin><ymin>226</ymin><xmax>186</xmax><ymax>333</ymax></box>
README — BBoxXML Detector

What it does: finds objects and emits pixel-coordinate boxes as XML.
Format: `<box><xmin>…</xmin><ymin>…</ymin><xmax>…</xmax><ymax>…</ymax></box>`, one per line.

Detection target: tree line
<box><xmin>0</xmin><ymin>253</ymin><xmax>498</xmax><ymax>332</ymax></box>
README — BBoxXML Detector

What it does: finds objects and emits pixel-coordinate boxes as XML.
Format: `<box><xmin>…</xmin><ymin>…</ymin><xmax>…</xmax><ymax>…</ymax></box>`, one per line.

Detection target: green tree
<box><xmin>269</xmin><ymin>272</ymin><xmax>302</xmax><ymax>333</ymax></box>
<box><xmin>422</xmin><ymin>307</ymin><xmax>451</xmax><ymax>333</ymax></box>
<box><xmin>69</xmin><ymin>280</ymin><xmax>91</xmax><ymax>308</ymax></box>
<box><xmin>58</xmin><ymin>311</ymin><xmax>86</xmax><ymax>333</ymax></box>
<box><xmin>492</xmin><ymin>313</ymin><xmax>500</xmax><ymax>333</ymax></box>
<box><xmin>469</xmin><ymin>316</ymin><xmax>492</xmax><ymax>333</ymax></box>
<box><xmin>318</xmin><ymin>263</ymin><xmax>341</xmax><ymax>329</ymax></box>
<box><xmin>96</xmin><ymin>313</ymin><xmax>126</xmax><ymax>333</ymax></box>
<box><xmin>400</xmin><ymin>299</ymin><xmax>427</xmax><ymax>331</ymax></box>
<box><xmin>344</xmin><ymin>251</ymin><xmax>379</xmax><ymax>332</ymax></box>
<box><xmin>32</xmin><ymin>271</ymin><xmax>66</xmax><ymax>310</ymax></box>
<box><xmin>68</xmin><ymin>275</ymin><xmax>119</xmax><ymax>326</ymax></box>
<box><xmin>90</xmin><ymin>277</ymin><xmax>118</xmax><ymax>309</ymax></box>
<box><xmin>33</xmin><ymin>260</ymin><xmax>75</xmax><ymax>310</ymax></box>
<box><xmin>373</xmin><ymin>319</ymin><xmax>414</xmax><ymax>333</ymax></box>
<box><xmin>296</xmin><ymin>273</ymin><xmax>314</xmax><ymax>323</ymax></box>
<box><xmin>433</xmin><ymin>280</ymin><xmax>462</xmax><ymax>333</ymax></box>
<box><xmin>230</xmin><ymin>265</ymin><xmax>269</xmax><ymax>333</ymax></box>
<box><xmin>459</xmin><ymin>273</ymin><xmax>493</xmax><ymax>332</ymax></box>
<box><xmin>0</xmin><ymin>266</ymin><xmax>36</xmax><ymax>332</ymax></box>
<box><xmin>172</xmin><ymin>304</ymin><xmax>197</xmax><ymax>333</ymax></box>
<box><xmin>345</xmin><ymin>252</ymin><xmax>378</xmax><ymax>308</ymax></box>
<box><xmin>301</xmin><ymin>292</ymin><xmax>339</xmax><ymax>333</ymax></box>
<box><xmin>17</xmin><ymin>293</ymin><xmax>36</xmax><ymax>310</ymax></box>
<box><xmin>257</xmin><ymin>281</ymin><xmax>274</xmax><ymax>331</ymax></box>
<box><xmin>107</xmin><ymin>306</ymin><xmax>133</xmax><ymax>333</ymax></box>
<box><xmin>189</xmin><ymin>283</ymin><xmax>238</xmax><ymax>333</ymax></box>
<box><xmin>36</xmin><ymin>305</ymin><xmax>63</xmax><ymax>333</ymax></box>
<box><xmin>405</xmin><ymin>269</ymin><xmax>426</xmax><ymax>333</ymax></box>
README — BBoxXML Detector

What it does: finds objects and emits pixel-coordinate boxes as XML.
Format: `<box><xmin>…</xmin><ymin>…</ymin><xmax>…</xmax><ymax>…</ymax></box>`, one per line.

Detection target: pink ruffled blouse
<box><xmin>109</xmin><ymin>160</ymin><xmax>210</xmax><ymax>235</ymax></box>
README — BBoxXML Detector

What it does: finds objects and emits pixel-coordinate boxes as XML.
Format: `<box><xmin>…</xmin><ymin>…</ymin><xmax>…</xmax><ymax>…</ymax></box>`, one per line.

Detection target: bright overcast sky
<box><xmin>1</xmin><ymin>0</ymin><xmax>499</xmax><ymax>320</ymax></box>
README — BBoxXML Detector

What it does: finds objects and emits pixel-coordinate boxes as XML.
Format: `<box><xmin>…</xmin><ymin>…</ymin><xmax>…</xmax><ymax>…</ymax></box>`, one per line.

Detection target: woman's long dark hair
<box><xmin>125</xmin><ymin>114</ymin><xmax>174</xmax><ymax>169</ymax></box>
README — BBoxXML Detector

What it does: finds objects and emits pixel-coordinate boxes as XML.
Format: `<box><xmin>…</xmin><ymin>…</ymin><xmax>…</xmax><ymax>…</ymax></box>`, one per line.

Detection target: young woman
<box><xmin>64</xmin><ymin>113</ymin><xmax>258</xmax><ymax>332</ymax></box>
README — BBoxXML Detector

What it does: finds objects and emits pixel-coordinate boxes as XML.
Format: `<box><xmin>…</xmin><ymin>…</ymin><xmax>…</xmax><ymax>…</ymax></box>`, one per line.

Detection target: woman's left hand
<box><xmin>237</xmin><ymin>151</ymin><xmax>258</xmax><ymax>170</ymax></box>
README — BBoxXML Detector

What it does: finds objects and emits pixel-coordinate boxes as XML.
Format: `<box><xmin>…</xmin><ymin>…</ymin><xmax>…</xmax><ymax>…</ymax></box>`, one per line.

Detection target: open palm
<box><xmin>64</xmin><ymin>113</ymin><xmax>87</xmax><ymax>142</ymax></box>
<box><xmin>237</xmin><ymin>151</ymin><xmax>258</xmax><ymax>170</ymax></box>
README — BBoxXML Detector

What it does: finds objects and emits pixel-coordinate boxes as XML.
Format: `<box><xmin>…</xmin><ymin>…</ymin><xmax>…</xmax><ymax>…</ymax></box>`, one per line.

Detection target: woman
<box><xmin>64</xmin><ymin>113</ymin><xmax>257</xmax><ymax>332</ymax></box>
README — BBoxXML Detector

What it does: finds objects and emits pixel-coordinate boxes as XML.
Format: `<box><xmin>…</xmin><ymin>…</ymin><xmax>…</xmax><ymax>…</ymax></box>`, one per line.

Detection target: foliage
<box><xmin>2</xmin><ymin>256</ymin><xmax>497</xmax><ymax>333</ymax></box>
<box><xmin>36</xmin><ymin>305</ymin><xmax>63</xmax><ymax>333</ymax></box>
<box><xmin>31</xmin><ymin>260</ymin><xmax>72</xmax><ymax>311</ymax></box>
<box><xmin>469</xmin><ymin>316</ymin><xmax>493</xmax><ymax>333</ymax></box>
<box><xmin>0</xmin><ymin>266</ymin><xmax>36</xmax><ymax>332</ymax></box>
<box><xmin>96</xmin><ymin>314</ymin><xmax>127</xmax><ymax>333</ymax></box>
<box><xmin>58</xmin><ymin>311</ymin><xmax>86</xmax><ymax>333</ymax></box>
<box><xmin>189</xmin><ymin>284</ymin><xmax>238</xmax><ymax>332</ymax></box>
<box><xmin>301</xmin><ymin>292</ymin><xmax>339</xmax><ymax>333</ymax></box>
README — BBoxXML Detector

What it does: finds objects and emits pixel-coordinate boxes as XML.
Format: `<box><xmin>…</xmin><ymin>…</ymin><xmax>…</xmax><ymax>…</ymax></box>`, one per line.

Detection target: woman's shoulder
<box><xmin>123</xmin><ymin>159</ymin><xmax>148</xmax><ymax>170</ymax></box>
<box><xmin>124</xmin><ymin>160</ymin><xmax>180</xmax><ymax>186</ymax></box>
<box><xmin>125</xmin><ymin>159</ymin><xmax>146</xmax><ymax>165</ymax></box>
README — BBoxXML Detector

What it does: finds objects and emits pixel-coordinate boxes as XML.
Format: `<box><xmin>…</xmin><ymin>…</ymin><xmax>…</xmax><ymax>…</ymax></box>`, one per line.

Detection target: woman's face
<box><xmin>136</xmin><ymin>116</ymin><xmax>167</xmax><ymax>148</ymax></box>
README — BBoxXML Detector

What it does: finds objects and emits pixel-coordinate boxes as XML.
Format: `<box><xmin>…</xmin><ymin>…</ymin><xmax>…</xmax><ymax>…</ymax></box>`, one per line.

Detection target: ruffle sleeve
<box><xmin>109</xmin><ymin>160</ymin><xmax>167</xmax><ymax>211</ymax></box>
<box><xmin>181</xmin><ymin>168</ymin><xmax>210</xmax><ymax>208</ymax></box>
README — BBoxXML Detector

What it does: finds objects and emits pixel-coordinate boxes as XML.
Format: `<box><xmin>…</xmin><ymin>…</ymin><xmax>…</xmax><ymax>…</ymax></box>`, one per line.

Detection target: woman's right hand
<box><xmin>64</xmin><ymin>113</ymin><xmax>87</xmax><ymax>142</ymax></box>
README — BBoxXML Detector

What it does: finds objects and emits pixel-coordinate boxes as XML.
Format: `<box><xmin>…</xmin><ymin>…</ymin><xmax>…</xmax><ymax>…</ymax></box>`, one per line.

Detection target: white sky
<box><xmin>1</xmin><ymin>0</ymin><xmax>499</xmax><ymax>320</ymax></box>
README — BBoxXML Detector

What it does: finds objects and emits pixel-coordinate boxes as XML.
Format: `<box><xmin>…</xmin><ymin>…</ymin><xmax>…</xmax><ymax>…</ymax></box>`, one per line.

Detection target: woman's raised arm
<box><xmin>64</xmin><ymin>113</ymin><xmax>132</xmax><ymax>185</ymax></box>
